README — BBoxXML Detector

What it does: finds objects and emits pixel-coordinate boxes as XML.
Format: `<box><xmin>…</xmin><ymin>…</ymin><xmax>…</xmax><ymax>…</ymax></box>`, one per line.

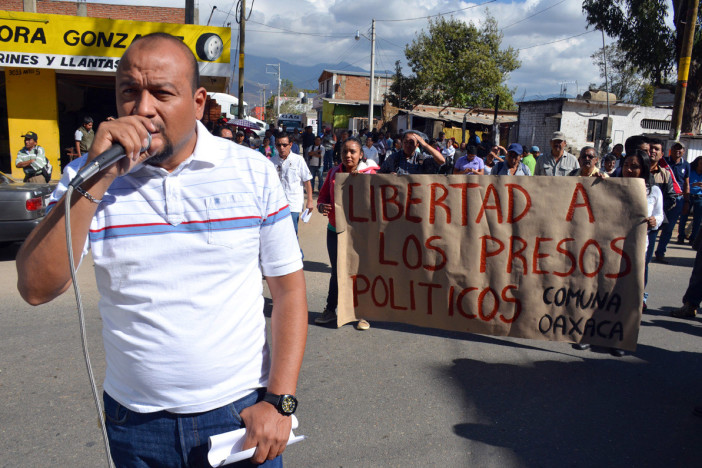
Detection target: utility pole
<box><xmin>266</xmin><ymin>63</ymin><xmax>281</xmax><ymax>118</ymax></box>
<box><xmin>237</xmin><ymin>0</ymin><xmax>247</xmax><ymax>119</ymax></box>
<box><xmin>185</xmin><ymin>0</ymin><xmax>195</xmax><ymax>24</ymax></box>
<box><xmin>367</xmin><ymin>19</ymin><xmax>376</xmax><ymax>131</ymax></box>
<box><xmin>669</xmin><ymin>0</ymin><xmax>699</xmax><ymax>141</ymax></box>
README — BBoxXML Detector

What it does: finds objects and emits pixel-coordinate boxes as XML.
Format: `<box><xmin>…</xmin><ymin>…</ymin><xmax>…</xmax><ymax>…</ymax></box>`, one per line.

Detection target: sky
<box><xmin>84</xmin><ymin>0</ymin><xmax>651</xmax><ymax>100</ymax></box>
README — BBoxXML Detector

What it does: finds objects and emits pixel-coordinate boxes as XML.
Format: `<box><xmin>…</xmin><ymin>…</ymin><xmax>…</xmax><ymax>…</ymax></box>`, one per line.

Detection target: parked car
<box><xmin>0</xmin><ymin>171</ymin><xmax>55</xmax><ymax>246</ymax></box>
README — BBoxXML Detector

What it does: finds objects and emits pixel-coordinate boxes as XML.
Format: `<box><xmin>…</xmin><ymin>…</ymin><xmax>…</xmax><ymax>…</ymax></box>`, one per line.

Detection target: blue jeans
<box><xmin>104</xmin><ymin>389</ymin><xmax>283</xmax><ymax>468</ymax></box>
<box><xmin>309</xmin><ymin>165</ymin><xmax>323</xmax><ymax>192</ymax></box>
<box><xmin>655</xmin><ymin>196</ymin><xmax>684</xmax><ymax>257</ymax></box>
<box><xmin>644</xmin><ymin>229</ymin><xmax>657</xmax><ymax>299</ymax></box>
<box><xmin>290</xmin><ymin>211</ymin><xmax>300</xmax><ymax>236</ymax></box>
<box><xmin>678</xmin><ymin>197</ymin><xmax>702</xmax><ymax>242</ymax></box>
<box><xmin>323</xmin><ymin>149</ymin><xmax>334</xmax><ymax>172</ymax></box>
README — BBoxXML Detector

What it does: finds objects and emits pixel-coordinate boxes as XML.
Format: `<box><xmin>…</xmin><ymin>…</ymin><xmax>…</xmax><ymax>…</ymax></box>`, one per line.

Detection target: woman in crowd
<box><xmin>315</xmin><ymin>137</ymin><xmax>377</xmax><ymax>331</ymax></box>
<box><xmin>577</xmin><ymin>149</ymin><xmax>662</xmax><ymax>356</ymax></box>
<box><xmin>258</xmin><ymin>136</ymin><xmax>275</xmax><ymax>159</ymax></box>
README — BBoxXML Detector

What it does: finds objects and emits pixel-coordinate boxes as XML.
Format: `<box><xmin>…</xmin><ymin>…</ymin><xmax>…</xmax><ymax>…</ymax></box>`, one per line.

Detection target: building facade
<box><xmin>517</xmin><ymin>97</ymin><xmax>673</xmax><ymax>154</ymax></box>
<box><xmin>313</xmin><ymin>69</ymin><xmax>393</xmax><ymax>133</ymax></box>
<box><xmin>0</xmin><ymin>6</ymin><xmax>229</xmax><ymax>177</ymax></box>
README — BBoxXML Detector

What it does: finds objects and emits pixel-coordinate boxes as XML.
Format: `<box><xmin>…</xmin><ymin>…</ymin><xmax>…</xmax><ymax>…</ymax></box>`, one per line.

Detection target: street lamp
<box><xmin>355</xmin><ymin>20</ymin><xmax>376</xmax><ymax>133</ymax></box>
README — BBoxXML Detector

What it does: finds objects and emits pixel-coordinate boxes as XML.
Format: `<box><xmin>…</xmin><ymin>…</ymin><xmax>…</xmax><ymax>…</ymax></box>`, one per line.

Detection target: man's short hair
<box><xmin>648</xmin><ymin>137</ymin><xmax>664</xmax><ymax>147</ymax></box>
<box><xmin>466</xmin><ymin>145</ymin><xmax>478</xmax><ymax>155</ymax></box>
<box><xmin>121</xmin><ymin>32</ymin><xmax>199</xmax><ymax>92</ymax></box>
<box><xmin>604</xmin><ymin>154</ymin><xmax>617</xmax><ymax>163</ymax></box>
<box><xmin>624</xmin><ymin>135</ymin><xmax>648</xmax><ymax>156</ymax></box>
<box><xmin>580</xmin><ymin>146</ymin><xmax>598</xmax><ymax>159</ymax></box>
<box><xmin>236</xmin><ymin>131</ymin><xmax>245</xmax><ymax>138</ymax></box>
<box><xmin>216</xmin><ymin>126</ymin><xmax>232</xmax><ymax>137</ymax></box>
<box><xmin>83</xmin><ymin>116</ymin><xmax>93</xmax><ymax>125</ymax></box>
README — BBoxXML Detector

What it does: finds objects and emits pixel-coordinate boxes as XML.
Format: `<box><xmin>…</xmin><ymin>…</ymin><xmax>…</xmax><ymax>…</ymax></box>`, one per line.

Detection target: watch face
<box><xmin>280</xmin><ymin>395</ymin><xmax>298</xmax><ymax>414</ymax></box>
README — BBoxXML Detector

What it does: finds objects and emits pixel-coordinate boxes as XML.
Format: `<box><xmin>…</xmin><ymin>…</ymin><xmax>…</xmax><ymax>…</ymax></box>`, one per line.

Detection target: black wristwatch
<box><xmin>263</xmin><ymin>392</ymin><xmax>298</xmax><ymax>416</ymax></box>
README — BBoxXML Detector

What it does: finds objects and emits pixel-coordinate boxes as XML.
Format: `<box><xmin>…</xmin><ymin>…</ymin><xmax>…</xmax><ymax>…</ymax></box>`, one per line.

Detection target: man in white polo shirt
<box><xmin>16</xmin><ymin>33</ymin><xmax>307</xmax><ymax>467</ymax></box>
<box><xmin>270</xmin><ymin>134</ymin><xmax>314</xmax><ymax>237</ymax></box>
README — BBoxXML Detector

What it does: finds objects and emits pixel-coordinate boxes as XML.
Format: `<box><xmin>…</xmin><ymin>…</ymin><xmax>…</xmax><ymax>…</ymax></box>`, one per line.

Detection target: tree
<box><xmin>590</xmin><ymin>43</ymin><xmax>651</xmax><ymax>105</ymax></box>
<box><xmin>583</xmin><ymin>0</ymin><xmax>702</xmax><ymax>133</ymax></box>
<box><xmin>387</xmin><ymin>15</ymin><xmax>520</xmax><ymax>109</ymax></box>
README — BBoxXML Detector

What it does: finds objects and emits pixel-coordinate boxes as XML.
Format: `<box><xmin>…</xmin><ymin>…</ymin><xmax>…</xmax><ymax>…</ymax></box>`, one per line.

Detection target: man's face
<box><xmin>276</xmin><ymin>137</ymin><xmax>291</xmax><ymax>158</ymax></box>
<box><xmin>672</xmin><ymin>145</ymin><xmax>685</xmax><ymax>160</ymax></box>
<box><xmin>579</xmin><ymin>149</ymin><xmax>598</xmax><ymax>169</ymax></box>
<box><xmin>649</xmin><ymin>144</ymin><xmax>663</xmax><ymax>164</ymax></box>
<box><xmin>341</xmin><ymin>132</ymin><xmax>348</xmax><ymax>141</ymax></box>
<box><xmin>366</xmin><ymin>138</ymin><xmax>373</xmax><ymax>148</ymax></box>
<box><xmin>220</xmin><ymin>129</ymin><xmax>233</xmax><ymax>140</ymax></box>
<box><xmin>24</xmin><ymin>137</ymin><xmax>36</xmax><ymax>150</ymax></box>
<box><xmin>550</xmin><ymin>139</ymin><xmax>566</xmax><ymax>154</ymax></box>
<box><xmin>402</xmin><ymin>133</ymin><xmax>421</xmax><ymax>157</ymax></box>
<box><xmin>116</xmin><ymin>38</ymin><xmax>206</xmax><ymax>167</ymax></box>
<box><xmin>84</xmin><ymin>122</ymin><xmax>93</xmax><ymax>131</ymax></box>
<box><xmin>506</xmin><ymin>151</ymin><xmax>519</xmax><ymax>167</ymax></box>
<box><xmin>236</xmin><ymin>134</ymin><xmax>245</xmax><ymax>144</ymax></box>
<box><xmin>533</xmin><ymin>151</ymin><xmax>541</xmax><ymax>158</ymax></box>
<box><xmin>604</xmin><ymin>159</ymin><xmax>616</xmax><ymax>172</ymax></box>
<box><xmin>314</xmin><ymin>137</ymin><xmax>321</xmax><ymax>146</ymax></box>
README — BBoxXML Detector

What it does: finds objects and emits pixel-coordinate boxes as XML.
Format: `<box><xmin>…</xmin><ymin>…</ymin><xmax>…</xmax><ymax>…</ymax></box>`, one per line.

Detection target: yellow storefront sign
<box><xmin>0</xmin><ymin>10</ymin><xmax>231</xmax><ymax>76</ymax></box>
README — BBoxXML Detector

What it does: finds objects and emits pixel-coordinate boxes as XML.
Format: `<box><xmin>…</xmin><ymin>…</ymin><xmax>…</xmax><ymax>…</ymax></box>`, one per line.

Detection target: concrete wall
<box><xmin>518</xmin><ymin>99</ymin><xmax>673</xmax><ymax>154</ymax></box>
<box><xmin>516</xmin><ymin>100</ymin><xmax>562</xmax><ymax>151</ymax></box>
<box><xmin>4</xmin><ymin>0</ymin><xmax>184</xmax><ymax>23</ymax></box>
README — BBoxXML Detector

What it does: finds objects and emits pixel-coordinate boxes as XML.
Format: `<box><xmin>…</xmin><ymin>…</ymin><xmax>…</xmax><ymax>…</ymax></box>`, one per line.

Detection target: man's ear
<box><xmin>193</xmin><ymin>87</ymin><xmax>207</xmax><ymax>120</ymax></box>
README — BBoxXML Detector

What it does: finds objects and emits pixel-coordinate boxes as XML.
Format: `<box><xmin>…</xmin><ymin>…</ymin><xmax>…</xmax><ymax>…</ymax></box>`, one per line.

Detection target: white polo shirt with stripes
<box><xmin>49</xmin><ymin>121</ymin><xmax>302</xmax><ymax>414</ymax></box>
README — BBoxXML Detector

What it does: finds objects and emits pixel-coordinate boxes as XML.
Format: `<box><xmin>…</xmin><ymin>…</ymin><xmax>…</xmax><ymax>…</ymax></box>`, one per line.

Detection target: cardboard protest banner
<box><xmin>335</xmin><ymin>174</ymin><xmax>647</xmax><ymax>351</ymax></box>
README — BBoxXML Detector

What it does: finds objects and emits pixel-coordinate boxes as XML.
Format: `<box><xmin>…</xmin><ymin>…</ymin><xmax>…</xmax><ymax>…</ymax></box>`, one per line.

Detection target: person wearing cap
<box><xmin>453</xmin><ymin>145</ymin><xmax>484</xmax><ymax>175</ymax></box>
<box><xmin>568</xmin><ymin>147</ymin><xmax>607</xmax><ymax>178</ymax></box>
<box><xmin>74</xmin><ymin>116</ymin><xmax>94</xmax><ymax>158</ymax></box>
<box><xmin>534</xmin><ymin>131</ymin><xmax>579</xmax><ymax>176</ymax></box>
<box><xmin>493</xmin><ymin>143</ymin><xmax>531</xmax><ymax>175</ymax></box>
<box><xmin>522</xmin><ymin>146</ymin><xmax>539</xmax><ymax>175</ymax></box>
<box><xmin>15</xmin><ymin>131</ymin><xmax>51</xmax><ymax>183</ymax></box>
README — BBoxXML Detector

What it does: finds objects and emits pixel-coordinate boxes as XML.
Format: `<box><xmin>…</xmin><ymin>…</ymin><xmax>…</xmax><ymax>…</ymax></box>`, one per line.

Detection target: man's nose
<box><xmin>133</xmin><ymin>90</ymin><xmax>157</xmax><ymax>117</ymax></box>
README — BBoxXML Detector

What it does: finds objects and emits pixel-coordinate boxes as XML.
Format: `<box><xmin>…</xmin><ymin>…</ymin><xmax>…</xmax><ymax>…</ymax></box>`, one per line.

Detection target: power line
<box><xmin>516</xmin><ymin>30</ymin><xmax>595</xmax><ymax>51</ymax></box>
<box><xmin>501</xmin><ymin>0</ymin><xmax>569</xmax><ymax>30</ymax></box>
<box><xmin>375</xmin><ymin>0</ymin><xmax>497</xmax><ymax>22</ymax></box>
<box><xmin>247</xmin><ymin>19</ymin><xmax>354</xmax><ymax>37</ymax></box>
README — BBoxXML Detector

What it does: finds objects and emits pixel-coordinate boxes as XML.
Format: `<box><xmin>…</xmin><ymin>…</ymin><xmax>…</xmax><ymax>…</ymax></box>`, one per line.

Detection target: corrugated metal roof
<box><xmin>406</xmin><ymin>109</ymin><xmax>517</xmax><ymax>125</ymax></box>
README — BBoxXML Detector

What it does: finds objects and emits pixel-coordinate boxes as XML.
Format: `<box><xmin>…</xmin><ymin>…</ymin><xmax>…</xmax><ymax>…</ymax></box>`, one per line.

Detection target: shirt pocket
<box><xmin>205</xmin><ymin>194</ymin><xmax>260</xmax><ymax>249</ymax></box>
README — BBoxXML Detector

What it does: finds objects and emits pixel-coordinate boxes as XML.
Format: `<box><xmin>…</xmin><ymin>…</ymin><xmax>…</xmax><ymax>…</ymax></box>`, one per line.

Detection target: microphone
<box><xmin>69</xmin><ymin>133</ymin><xmax>151</xmax><ymax>188</ymax></box>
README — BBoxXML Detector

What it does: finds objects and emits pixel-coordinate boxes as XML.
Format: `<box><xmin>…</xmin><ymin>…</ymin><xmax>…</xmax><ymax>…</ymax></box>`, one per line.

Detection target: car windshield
<box><xmin>0</xmin><ymin>172</ymin><xmax>17</xmax><ymax>184</ymax></box>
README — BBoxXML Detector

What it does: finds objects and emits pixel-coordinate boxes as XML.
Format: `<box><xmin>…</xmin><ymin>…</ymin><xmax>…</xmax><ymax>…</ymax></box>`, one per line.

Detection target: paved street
<box><xmin>1</xmin><ymin>207</ymin><xmax>701</xmax><ymax>467</ymax></box>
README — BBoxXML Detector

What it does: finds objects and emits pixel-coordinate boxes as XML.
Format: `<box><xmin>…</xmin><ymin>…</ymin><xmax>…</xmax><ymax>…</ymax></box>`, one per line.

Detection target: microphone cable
<box><xmin>65</xmin><ymin>186</ymin><xmax>114</xmax><ymax>468</ymax></box>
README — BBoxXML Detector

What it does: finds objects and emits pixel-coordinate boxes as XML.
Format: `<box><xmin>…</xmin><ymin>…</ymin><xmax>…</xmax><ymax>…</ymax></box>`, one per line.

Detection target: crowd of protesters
<box><xmin>206</xmin><ymin>121</ymin><xmax>701</xmax><ymax>341</ymax></box>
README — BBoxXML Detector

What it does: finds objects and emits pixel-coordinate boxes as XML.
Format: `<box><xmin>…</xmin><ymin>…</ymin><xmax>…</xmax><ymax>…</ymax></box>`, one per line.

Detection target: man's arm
<box><xmin>304</xmin><ymin>179</ymin><xmax>314</xmax><ymax>211</ymax></box>
<box><xmin>75</xmin><ymin>139</ymin><xmax>82</xmax><ymax>156</ymax></box>
<box><xmin>240</xmin><ymin>270</ymin><xmax>308</xmax><ymax>464</ymax></box>
<box><xmin>16</xmin><ymin>116</ymin><xmax>156</xmax><ymax>305</ymax></box>
<box><xmin>418</xmin><ymin>138</ymin><xmax>445</xmax><ymax>165</ymax></box>
<box><xmin>15</xmin><ymin>157</ymin><xmax>33</xmax><ymax>168</ymax></box>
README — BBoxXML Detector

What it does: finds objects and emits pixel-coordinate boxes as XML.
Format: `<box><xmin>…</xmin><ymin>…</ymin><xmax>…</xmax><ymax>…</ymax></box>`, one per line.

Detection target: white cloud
<box><xmin>85</xmin><ymin>0</ymin><xmax>617</xmax><ymax>98</ymax></box>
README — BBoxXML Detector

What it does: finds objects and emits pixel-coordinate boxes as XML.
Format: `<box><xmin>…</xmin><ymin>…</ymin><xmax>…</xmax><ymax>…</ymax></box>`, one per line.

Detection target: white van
<box><xmin>207</xmin><ymin>92</ymin><xmax>268</xmax><ymax>137</ymax></box>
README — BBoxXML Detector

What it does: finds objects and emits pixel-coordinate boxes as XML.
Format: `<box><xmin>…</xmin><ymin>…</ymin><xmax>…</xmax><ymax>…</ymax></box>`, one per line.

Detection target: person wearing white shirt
<box><xmin>16</xmin><ymin>33</ymin><xmax>306</xmax><ymax>466</ymax></box>
<box><xmin>271</xmin><ymin>134</ymin><xmax>314</xmax><ymax>236</ymax></box>
<box><xmin>362</xmin><ymin>136</ymin><xmax>379</xmax><ymax>165</ymax></box>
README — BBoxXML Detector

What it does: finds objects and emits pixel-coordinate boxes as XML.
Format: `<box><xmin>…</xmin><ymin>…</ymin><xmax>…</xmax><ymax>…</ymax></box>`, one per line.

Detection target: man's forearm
<box><xmin>266</xmin><ymin>270</ymin><xmax>308</xmax><ymax>394</ymax></box>
<box><xmin>16</xmin><ymin>175</ymin><xmax>113</xmax><ymax>305</ymax></box>
<box><xmin>16</xmin><ymin>159</ymin><xmax>33</xmax><ymax>168</ymax></box>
